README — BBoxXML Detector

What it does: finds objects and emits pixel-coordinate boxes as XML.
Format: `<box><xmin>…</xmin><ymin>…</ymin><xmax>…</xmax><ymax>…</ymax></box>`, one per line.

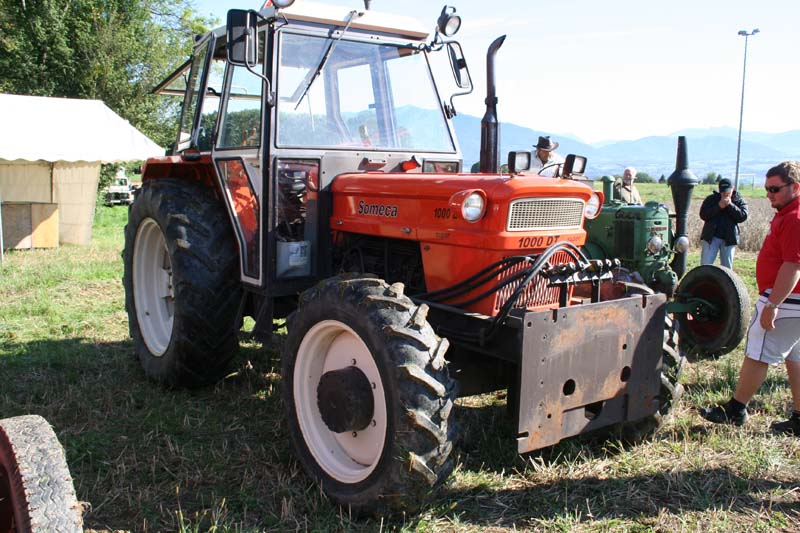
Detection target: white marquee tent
<box><xmin>0</xmin><ymin>93</ymin><xmax>164</xmax><ymax>249</ymax></box>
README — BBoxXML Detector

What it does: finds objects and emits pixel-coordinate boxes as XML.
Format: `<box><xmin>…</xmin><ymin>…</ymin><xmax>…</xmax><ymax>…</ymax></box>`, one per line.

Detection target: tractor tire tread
<box><xmin>0</xmin><ymin>415</ymin><xmax>83</xmax><ymax>532</ymax></box>
<box><xmin>123</xmin><ymin>179</ymin><xmax>242</xmax><ymax>388</ymax></box>
<box><xmin>283</xmin><ymin>274</ymin><xmax>457</xmax><ymax>514</ymax></box>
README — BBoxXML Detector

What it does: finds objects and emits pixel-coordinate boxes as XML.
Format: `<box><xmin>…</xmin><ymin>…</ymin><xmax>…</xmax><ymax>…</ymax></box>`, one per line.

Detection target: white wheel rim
<box><xmin>133</xmin><ymin>218</ymin><xmax>175</xmax><ymax>356</ymax></box>
<box><xmin>294</xmin><ymin>320</ymin><xmax>387</xmax><ymax>484</ymax></box>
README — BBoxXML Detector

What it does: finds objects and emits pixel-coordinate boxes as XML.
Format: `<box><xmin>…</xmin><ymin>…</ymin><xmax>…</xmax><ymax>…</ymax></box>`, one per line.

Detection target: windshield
<box><xmin>276</xmin><ymin>32</ymin><xmax>455</xmax><ymax>152</ymax></box>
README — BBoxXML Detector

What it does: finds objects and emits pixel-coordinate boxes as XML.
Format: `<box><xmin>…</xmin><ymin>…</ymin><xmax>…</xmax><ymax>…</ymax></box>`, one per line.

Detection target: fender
<box><xmin>141</xmin><ymin>154</ymin><xmax>218</xmax><ymax>190</ymax></box>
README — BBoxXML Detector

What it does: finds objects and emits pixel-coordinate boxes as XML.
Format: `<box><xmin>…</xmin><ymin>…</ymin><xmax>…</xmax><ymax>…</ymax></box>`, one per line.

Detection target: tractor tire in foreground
<box><xmin>123</xmin><ymin>179</ymin><xmax>242</xmax><ymax>387</ymax></box>
<box><xmin>0</xmin><ymin>415</ymin><xmax>82</xmax><ymax>533</ymax></box>
<box><xmin>619</xmin><ymin>317</ymin><xmax>686</xmax><ymax>439</ymax></box>
<box><xmin>282</xmin><ymin>275</ymin><xmax>458</xmax><ymax>514</ymax></box>
<box><xmin>676</xmin><ymin>265</ymin><xmax>750</xmax><ymax>359</ymax></box>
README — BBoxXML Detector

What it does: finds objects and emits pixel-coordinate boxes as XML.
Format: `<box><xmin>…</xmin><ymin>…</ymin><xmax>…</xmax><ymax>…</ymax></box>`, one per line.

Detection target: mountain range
<box><xmin>451</xmin><ymin>114</ymin><xmax>800</xmax><ymax>183</ymax></box>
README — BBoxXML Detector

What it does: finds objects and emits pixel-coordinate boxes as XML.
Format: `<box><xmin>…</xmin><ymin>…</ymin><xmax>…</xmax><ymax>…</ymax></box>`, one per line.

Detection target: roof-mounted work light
<box><xmin>262</xmin><ymin>0</ymin><xmax>296</xmax><ymax>9</ymax></box>
<box><xmin>437</xmin><ymin>6</ymin><xmax>461</xmax><ymax>37</ymax></box>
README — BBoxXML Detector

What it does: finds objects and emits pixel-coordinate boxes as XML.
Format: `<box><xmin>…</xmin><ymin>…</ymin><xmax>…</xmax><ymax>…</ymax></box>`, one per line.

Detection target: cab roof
<box><xmin>212</xmin><ymin>1</ymin><xmax>430</xmax><ymax>41</ymax></box>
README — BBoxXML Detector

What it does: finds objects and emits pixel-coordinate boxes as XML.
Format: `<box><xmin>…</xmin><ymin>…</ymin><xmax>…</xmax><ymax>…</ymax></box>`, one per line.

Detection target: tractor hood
<box><xmin>330</xmin><ymin>172</ymin><xmax>597</xmax><ymax>250</ymax></box>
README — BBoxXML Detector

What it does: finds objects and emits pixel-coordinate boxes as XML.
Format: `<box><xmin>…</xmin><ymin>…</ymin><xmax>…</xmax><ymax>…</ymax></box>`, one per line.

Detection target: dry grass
<box><xmin>1</xmin><ymin>203</ymin><xmax>799</xmax><ymax>532</ymax></box>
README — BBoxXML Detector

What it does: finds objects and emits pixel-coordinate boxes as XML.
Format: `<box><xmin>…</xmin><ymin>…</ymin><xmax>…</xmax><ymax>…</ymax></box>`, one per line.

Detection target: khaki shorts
<box><xmin>745</xmin><ymin>292</ymin><xmax>800</xmax><ymax>365</ymax></box>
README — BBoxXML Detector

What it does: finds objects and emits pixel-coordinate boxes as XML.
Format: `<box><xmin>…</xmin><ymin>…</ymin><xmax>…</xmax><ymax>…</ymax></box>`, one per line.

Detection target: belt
<box><xmin>761</xmin><ymin>291</ymin><xmax>800</xmax><ymax>305</ymax></box>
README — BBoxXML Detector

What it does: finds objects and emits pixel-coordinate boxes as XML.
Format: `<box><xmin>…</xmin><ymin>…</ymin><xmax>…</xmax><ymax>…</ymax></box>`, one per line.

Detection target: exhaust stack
<box><xmin>667</xmin><ymin>136</ymin><xmax>698</xmax><ymax>278</ymax></box>
<box><xmin>478</xmin><ymin>35</ymin><xmax>506</xmax><ymax>173</ymax></box>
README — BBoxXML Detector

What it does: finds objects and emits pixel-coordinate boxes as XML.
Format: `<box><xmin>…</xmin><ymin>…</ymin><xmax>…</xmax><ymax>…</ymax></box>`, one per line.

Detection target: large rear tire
<box><xmin>123</xmin><ymin>179</ymin><xmax>242</xmax><ymax>387</ymax></box>
<box><xmin>676</xmin><ymin>265</ymin><xmax>750</xmax><ymax>358</ymax></box>
<box><xmin>0</xmin><ymin>415</ymin><xmax>83</xmax><ymax>533</ymax></box>
<box><xmin>282</xmin><ymin>275</ymin><xmax>458</xmax><ymax>514</ymax></box>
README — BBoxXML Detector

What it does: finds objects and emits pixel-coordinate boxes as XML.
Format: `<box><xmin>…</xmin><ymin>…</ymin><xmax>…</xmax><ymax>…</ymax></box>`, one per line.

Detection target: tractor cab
<box><xmin>151</xmin><ymin>0</ymin><xmax>471</xmax><ymax>290</ymax></box>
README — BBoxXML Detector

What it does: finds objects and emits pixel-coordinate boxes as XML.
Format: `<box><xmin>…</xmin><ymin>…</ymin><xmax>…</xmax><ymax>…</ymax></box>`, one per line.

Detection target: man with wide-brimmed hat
<box><xmin>532</xmin><ymin>135</ymin><xmax>564</xmax><ymax>177</ymax></box>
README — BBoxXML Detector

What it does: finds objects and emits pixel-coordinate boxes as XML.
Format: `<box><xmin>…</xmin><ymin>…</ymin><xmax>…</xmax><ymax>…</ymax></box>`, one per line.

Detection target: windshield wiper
<box><xmin>294</xmin><ymin>9</ymin><xmax>361</xmax><ymax>110</ymax></box>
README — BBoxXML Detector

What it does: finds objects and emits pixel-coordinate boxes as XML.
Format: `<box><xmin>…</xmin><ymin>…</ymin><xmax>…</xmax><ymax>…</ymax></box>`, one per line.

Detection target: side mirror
<box><xmin>227</xmin><ymin>9</ymin><xmax>258</xmax><ymax>66</ymax></box>
<box><xmin>563</xmin><ymin>154</ymin><xmax>587</xmax><ymax>178</ymax></box>
<box><xmin>507</xmin><ymin>151</ymin><xmax>532</xmax><ymax>173</ymax></box>
<box><xmin>447</xmin><ymin>42</ymin><xmax>471</xmax><ymax>90</ymax></box>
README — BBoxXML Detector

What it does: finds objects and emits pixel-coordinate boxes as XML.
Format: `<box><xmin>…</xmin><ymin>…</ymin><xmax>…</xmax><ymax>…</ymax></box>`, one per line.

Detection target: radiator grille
<box><xmin>493</xmin><ymin>251</ymin><xmax>573</xmax><ymax>311</ymax></box>
<box><xmin>507</xmin><ymin>198</ymin><xmax>585</xmax><ymax>231</ymax></box>
<box><xmin>615</xmin><ymin>220</ymin><xmax>635</xmax><ymax>259</ymax></box>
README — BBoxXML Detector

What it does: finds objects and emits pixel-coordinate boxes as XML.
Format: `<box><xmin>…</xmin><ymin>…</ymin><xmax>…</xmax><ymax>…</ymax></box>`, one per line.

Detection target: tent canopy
<box><xmin>0</xmin><ymin>93</ymin><xmax>165</xmax><ymax>163</ymax></box>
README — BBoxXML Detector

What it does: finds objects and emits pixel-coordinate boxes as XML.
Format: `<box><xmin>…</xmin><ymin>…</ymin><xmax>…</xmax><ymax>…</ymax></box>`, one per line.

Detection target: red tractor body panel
<box><xmin>331</xmin><ymin>172</ymin><xmax>598</xmax><ymax>315</ymax></box>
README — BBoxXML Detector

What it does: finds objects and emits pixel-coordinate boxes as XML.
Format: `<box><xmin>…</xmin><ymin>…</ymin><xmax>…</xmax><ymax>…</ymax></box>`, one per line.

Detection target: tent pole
<box><xmin>0</xmin><ymin>190</ymin><xmax>4</xmax><ymax>264</ymax></box>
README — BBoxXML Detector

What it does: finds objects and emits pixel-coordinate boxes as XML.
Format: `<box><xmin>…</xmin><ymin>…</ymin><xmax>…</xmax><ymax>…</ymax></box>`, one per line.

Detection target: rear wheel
<box><xmin>123</xmin><ymin>179</ymin><xmax>242</xmax><ymax>387</ymax></box>
<box><xmin>0</xmin><ymin>415</ymin><xmax>83</xmax><ymax>533</ymax></box>
<box><xmin>282</xmin><ymin>275</ymin><xmax>457</xmax><ymax>513</ymax></box>
<box><xmin>676</xmin><ymin>265</ymin><xmax>750</xmax><ymax>358</ymax></box>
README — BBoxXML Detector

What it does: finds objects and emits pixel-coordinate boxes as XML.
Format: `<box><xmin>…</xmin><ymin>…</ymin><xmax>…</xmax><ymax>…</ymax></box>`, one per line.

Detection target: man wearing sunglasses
<box><xmin>701</xmin><ymin>161</ymin><xmax>800</xmax><ymax>436</ymax></box>
<box><xmin>699</xmin><ymin>177</ymin><xmax>748</xmax><ymax>269</ymax></box>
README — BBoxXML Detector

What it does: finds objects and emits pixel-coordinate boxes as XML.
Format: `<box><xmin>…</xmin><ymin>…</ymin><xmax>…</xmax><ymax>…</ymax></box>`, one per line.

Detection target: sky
<box><xmin>193</xmin><ymin>0</ymin><xmax>799</xmax><ymax>144</ymax></box>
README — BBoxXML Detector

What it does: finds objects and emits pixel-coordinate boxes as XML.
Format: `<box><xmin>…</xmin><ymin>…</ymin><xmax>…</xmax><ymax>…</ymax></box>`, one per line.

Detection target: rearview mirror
<box><xmin>227</xmin><ymin>9</ymin><xmax>258</xmax><ymax>66</ymax></box>
<box><xmin>447</xmin><ymin>42</ymin><xmax>471</xmax><ymax>90</ymax></box>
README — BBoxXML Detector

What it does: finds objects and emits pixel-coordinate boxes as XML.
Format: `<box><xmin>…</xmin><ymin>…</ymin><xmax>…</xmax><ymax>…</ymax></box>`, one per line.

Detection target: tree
<box><xmin>0</xmin><ymin>0</ymin><xmax>215</xmax><ymax>148</ymax></box>
<box><xmin>636</xmin><ymin>171</ymin><xmax>655</xmax><ymax>183</ymax></box>
<box><xmin>703</xmin><ymin>172</ymin><xmax>720</xmax><ymax>185</ymax></box>
<box><xmin>659</xmin><ymin>174</ymin><xmax>666</xmax><ymax>184</ymax></box>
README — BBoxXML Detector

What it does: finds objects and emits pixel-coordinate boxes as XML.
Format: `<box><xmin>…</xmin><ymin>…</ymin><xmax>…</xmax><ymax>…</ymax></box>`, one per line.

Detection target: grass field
<box><xmin>1</xmin><ymin>197</ymin><xmax>799</xmax><ymax>532</ymax></box>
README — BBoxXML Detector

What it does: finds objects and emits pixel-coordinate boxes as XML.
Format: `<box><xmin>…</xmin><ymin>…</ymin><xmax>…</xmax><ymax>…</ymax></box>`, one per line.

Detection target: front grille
<box><xmin>493</xmin><ymin>250</ymin><xmax>573</xmax><ymax>310</ymax></box>
<box><xmin>615</xmin><ymin>220</ymin><xmax>635</xmax><ymax>259</ymax></box>
<box><xmin>507</xmin><ymin>198</ymin><xmax>584</xmax><ymax>231</ymax></box>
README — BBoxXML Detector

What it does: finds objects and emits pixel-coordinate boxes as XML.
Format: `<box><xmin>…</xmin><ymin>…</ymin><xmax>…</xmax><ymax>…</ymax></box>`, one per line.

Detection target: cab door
<box><xmin>212</xmin><ymin>31</ymin><xmax>268</xmax><ymax>288</ymax></box>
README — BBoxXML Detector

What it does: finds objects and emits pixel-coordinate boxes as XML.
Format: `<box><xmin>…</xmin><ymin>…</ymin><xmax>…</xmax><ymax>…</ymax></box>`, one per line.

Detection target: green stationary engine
<box><xmin>583</xmin><ymin>176</ymin><xmax>682</xmax><ymax>296</ymax></box>
<box><xmin>582</xmin><ymin>140</ymin><xmax>750</xmax><ymax>357</ymax></box>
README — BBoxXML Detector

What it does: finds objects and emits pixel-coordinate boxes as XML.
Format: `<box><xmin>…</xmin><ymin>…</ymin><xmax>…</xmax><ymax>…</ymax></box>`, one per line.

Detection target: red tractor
<box><xmin>124</xmin><ymin>1</ymin><xmax>744</xmax><ymax>512</ymax></box>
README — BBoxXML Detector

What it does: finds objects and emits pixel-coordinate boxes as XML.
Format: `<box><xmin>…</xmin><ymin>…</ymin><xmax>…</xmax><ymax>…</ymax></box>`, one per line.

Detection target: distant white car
<box><xmin>104</xmin><ymin>172</ymin><xmax>136</xmax><ymax>206</ymax></box>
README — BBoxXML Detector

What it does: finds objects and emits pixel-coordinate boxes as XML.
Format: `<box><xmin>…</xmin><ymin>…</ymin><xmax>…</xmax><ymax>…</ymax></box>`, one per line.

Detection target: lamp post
<box><xmin>734</xmin><ymin>28</ymin><xmax>759</xmax><ymax>190</ymax></box>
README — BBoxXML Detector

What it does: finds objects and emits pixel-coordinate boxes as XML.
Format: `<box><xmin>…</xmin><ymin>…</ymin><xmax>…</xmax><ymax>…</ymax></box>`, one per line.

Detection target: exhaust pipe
<box><xmin>479</xmin><ymin>35</ymin><xmax>506</xmax><ymax>173</ymax></box>
<box><xmin>667</xmin><ymin>136</ymin><xmax>698</xmax><ymax>278</ymax></box>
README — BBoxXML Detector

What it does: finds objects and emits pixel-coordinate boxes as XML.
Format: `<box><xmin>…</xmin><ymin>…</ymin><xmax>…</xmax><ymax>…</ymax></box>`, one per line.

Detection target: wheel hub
<box><xmin>317</xmin><ymin>366</ymin><xmax>374</xmax><ymax>433</ymax></box>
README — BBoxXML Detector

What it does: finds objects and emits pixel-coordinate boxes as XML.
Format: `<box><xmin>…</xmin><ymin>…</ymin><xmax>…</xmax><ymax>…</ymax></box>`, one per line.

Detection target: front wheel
<box><xmin>123</xmin><ymin>179</ymin><xmax>242</xmax><ymax>387</ymax></box>
<box><xmin>618</xmin><ymin>317</ymin><xmax>686</xmax><ymax>439</ymax></box>
<box><xmin>282</xmin><ymin>275</ymin><xmax>458</xmax><ymax>513</ymax></box>
<box><xmin>675</xmin><ymin>265</ymin><xmax>750</xmax><ymax>358</ymax></box>
<box><xmin>0</xmin><ymin>416</ymin><xmax>83</xmax><ymax>533</ymax></box>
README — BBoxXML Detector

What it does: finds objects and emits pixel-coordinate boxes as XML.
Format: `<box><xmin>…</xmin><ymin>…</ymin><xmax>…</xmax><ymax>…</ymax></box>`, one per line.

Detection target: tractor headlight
<box><xmin>673</xmin><ymin>235</ymin><xmax>690</xmax><ymax>253</ymax></box>
<box><xmin>584</xmin><ymin>192</ymin><xmax>602</xmax><ymax>219</ymax></box>
<box><xmin>647</xmin><ymin>236</ymin><xmax>664</xmax><ymax>254</ymax></box>
<box><xmin>462</xmin><ymin>192</ymin><xmax>485</xmax><ymax>222</ymax></box>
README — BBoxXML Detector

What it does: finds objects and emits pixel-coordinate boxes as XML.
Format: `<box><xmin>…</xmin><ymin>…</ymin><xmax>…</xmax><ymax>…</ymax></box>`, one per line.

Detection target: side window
<box><xmin>177</xmin><ymin>39</ymin><xmax>210</xmax><ymax>152</ymax></box>
<box><xmin>197</xmin><ymin>59</ymin><xmax>226</xmax><ymax>151</ymax></box>
<box><xmin>218</xmin><ymin>32</ymin><xmax>265</xmax><ymax>149</ymax></box>
<box><xmin>218</xmin><ymin>65</ymin><xmax>264</xmax><ymax>148</ymax></box>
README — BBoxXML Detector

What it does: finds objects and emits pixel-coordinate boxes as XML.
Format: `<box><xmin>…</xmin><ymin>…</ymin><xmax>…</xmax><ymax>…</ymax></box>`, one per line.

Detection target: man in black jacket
<box><xmin>699</xmin><ymin>178</ymin><xmax>748</xmax><ymax>269</ymax></box>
